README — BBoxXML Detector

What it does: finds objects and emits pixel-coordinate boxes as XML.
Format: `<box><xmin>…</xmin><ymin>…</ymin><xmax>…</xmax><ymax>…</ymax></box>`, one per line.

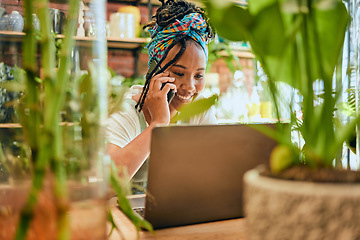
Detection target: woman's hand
<box><xmin>145</xmin><ymin>71</ymin><xmax>177</xmax><ymax>125</ymax></box>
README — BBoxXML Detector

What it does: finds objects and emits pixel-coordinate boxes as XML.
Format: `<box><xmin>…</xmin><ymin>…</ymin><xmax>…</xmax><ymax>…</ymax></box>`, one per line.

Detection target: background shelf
<box><xmin>0</xmin><ymin>31</ymin><xmax>149</xmax><ymax>49</ymax></box>
<box><xmin>0</xmin><ymin>31</ymin><xmax>25</xmax><ymax>43</ymax></box>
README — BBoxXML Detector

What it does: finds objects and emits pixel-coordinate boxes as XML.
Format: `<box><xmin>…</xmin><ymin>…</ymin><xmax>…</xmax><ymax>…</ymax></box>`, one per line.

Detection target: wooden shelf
<box><xmin>170</xmin><ymin>0</ymin><xmax>247</xmax><ymax>7</ymax></box>
<box><xmin>108</xmin><ymin>0</ymin><xmax>140</xmax><ymax>3</ymax></box>
<box><xmin>0</xmin><ymin>123</ymin><xmax>22</xmax><ymax>129</ymax></box>
<box><xmin>106</xmin><ymin>37</ymin><xmax>149</xmax><ymax>49</ymax></box>
<box><xmin>57</xmin><ymin>35</ymin><xmax>150</xmax><ymax>49</ymax></box>
<box><xmin>231</xmin><ymin>46</ymin><xmax>254</xmax><ymax>58</ymax></box>
<box><xmin>0</xmin><ymin>31</ymin><xmax>149</xmax><ymax>49</ymax></box>
<box><xmin>140</xmin><ymin>0</ymin><xmax>161</xmax><ymax>5</ymax></box>
<box><xmin>0</xmin><ymin>122</ymin><xmax>78</xmax><ymax>129</ymax></box>
<box><xmin>0</xmin><ymin>31</ymin><xmax>25</xmax><ymax>43</ymax></box>
<box><xmin>109</xmin><ymin>0</ymin><xmax>248</xmax><ymax>7</ymax></box>
<box><xmin>232</xmin><ymin>51</ymin><xmax>254</xmax><ymax>58</ymax></box>
<box><xmin>219</xmin><ymin>46</ymin><xmax>254</xmax><ymax>59</ymax></box>
<box><xmin>49</xmin><ymin>0</ymin><xmax>92</xmax><ymax>3</ymax></box>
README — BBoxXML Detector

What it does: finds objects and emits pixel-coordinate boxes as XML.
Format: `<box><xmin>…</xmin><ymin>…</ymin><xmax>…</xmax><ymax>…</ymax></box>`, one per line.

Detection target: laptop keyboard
<box><xmin>133</xmin><ymin>207</ymin><xmax>145</xmax><ymax>218</ymax></box>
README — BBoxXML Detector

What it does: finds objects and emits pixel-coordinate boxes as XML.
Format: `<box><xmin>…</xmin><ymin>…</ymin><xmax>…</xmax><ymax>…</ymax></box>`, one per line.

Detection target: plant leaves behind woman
<box><xmin>205</xmin><ymin>0</ymin><xmax>359</xmax><ymax>173</ymax></box>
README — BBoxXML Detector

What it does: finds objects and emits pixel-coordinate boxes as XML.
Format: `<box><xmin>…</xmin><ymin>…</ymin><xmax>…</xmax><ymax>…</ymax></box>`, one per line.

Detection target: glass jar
<box><xmin>0</xmin><ymin>0</ymin><xmax>108</xmax><ymax>239</ymax></box>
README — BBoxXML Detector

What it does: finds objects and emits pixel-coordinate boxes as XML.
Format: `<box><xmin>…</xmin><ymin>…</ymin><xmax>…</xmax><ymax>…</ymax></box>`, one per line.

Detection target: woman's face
<box><xmin>161</xmin><ymin>40</ymin><xmax>207</xmax><ymax>110</ymax></box>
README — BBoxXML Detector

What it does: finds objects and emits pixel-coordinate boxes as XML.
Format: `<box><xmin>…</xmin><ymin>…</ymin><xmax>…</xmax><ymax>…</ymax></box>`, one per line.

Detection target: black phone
<box><xmin>147</xmin><ymin>59</ymin><xmax>175</xmax><ymax>104</ymax></box>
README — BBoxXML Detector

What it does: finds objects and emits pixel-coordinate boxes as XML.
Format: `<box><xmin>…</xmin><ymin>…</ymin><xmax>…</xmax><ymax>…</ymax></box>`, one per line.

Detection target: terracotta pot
<box><xmin>0</xmin><ymin>179</ymin><xmax>107</xmax><ymax>240</ymax></box>
<box><xmin>244</xmin><ymin>168</ymin><xmax>360</xmax><ymax>240</ymax></box>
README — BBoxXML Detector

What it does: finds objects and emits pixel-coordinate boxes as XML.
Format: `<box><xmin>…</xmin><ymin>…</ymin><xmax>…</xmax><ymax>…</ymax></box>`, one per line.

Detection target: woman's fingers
<box><xmin>161</xmin><ymin>81</ymin><xmax>176</xmax><ymax>94</ymax></box>
<box><xmin>150</xmin><ymin>72</ymin><xmax>176</xmax><ymax>93</ymax></box>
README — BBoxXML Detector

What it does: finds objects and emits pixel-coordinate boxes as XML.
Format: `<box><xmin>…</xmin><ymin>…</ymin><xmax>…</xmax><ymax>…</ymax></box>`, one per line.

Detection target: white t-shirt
<box><xmin>106</xmin><ymin>85</ymin><xmax>218</xmax><ymax>148</ymax></box>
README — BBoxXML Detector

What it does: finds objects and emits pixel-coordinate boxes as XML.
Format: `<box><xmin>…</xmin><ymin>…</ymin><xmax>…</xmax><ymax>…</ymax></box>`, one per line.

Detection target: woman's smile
<box><xmin>175</xmin><ymin>93</ymin><xmax>193</xmax><ymax>102</ymax></box>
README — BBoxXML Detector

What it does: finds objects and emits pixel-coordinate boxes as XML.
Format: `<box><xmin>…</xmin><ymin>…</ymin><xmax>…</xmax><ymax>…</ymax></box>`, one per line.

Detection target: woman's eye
<box><xmin>195</xmin><ymin>74</ymin><xmax>204</xmax><ymax>79</ymax></box>
<box><xmin>173</xmin><ymin>72</ymin><xmax>184</xmax><ymax>77</ymax></box>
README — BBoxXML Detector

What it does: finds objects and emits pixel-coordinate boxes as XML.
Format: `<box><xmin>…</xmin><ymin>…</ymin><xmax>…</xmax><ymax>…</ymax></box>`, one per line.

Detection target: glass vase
<box><xmin>0</xmin><ymin>0</ymin><xmax>108</xmax><ymax>239</ymax></box>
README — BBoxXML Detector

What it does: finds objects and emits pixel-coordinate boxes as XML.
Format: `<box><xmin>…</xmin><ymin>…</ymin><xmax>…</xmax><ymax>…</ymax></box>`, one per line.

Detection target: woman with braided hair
<box><xmin>106</xmin><ymin>0</ymin><xmax>217</xmax><ymax>180</ymax></box>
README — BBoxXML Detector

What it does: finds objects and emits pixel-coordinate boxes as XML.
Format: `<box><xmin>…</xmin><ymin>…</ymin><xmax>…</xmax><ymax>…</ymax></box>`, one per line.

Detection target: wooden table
<box><xmin>108</xmin><ymin>205</ymin><xmax>249</xmax><ymax>240</ymax></box>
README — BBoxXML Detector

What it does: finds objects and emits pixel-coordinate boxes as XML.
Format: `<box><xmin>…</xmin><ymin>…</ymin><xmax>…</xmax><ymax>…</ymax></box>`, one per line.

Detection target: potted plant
<box><xmin>0</xmin><ymin>0</ymin><xmax>152</xmax><ymax>239</ymax></box>
<box><xmin>205</xmin><ymin>0</ymin><xmax>360</xmax><ymax>239</ymax></box>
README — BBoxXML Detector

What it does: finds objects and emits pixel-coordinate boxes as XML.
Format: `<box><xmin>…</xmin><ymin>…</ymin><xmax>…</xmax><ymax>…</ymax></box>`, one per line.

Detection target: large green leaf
<box><xmin>172</xmin><ymin>94</ymin><xmax>218</xmax><ymax>122</ymax></box>
<box><xmin>315</xmin><ymin>1</ymin><xmax>349</xmax><ymax>80</ymax></box>
<box><xmin>205</xmin><ymin>1</ymin><xmax>253</xmax><ymax>42</ymax></box>
<box><xmin>250</xmin><ymin>3</ymin><xmax>286</xmax><ymax>57</ymax></box>
<box><xmin>248</xmin><ymin>0</ymin><xmax>278</xmax><ymax>15</ymax></box>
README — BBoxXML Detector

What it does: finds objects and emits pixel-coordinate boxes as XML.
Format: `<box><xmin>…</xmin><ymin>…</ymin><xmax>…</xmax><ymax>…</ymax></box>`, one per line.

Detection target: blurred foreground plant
<box><xmin>0</xmin><ymin>0</ymin><xmax>153</xmax><ymax>239</ymax></box>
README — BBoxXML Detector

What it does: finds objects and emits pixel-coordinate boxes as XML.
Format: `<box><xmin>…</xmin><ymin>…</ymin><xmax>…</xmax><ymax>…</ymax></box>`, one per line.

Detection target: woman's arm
<box><xmin>107</xmin><ymin>72</ymin><xmax>176</xmax><ymax>179</ymax></box>
<box><xmin>107</xmin><ymin>122</ymin><xmax>158</xmax><ymax>179</ymax></box>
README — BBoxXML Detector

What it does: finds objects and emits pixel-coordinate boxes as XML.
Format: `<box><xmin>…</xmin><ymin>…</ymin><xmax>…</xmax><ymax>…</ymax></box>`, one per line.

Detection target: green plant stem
<box><xmin>37</xmin><ymin>0</ymin><xmax>56</xmax><ymax>81</ymax></box>
<box><xmin>22</xmin><ymin>0</ymin><xmax>41</xmax><ymax>158</ymax></box>
<box><xmin>16</xmin><ymin>0</ymin><xmax>80</xmax><ymax>239</ymax></box>
<box><xmin>15</xmin><ymin>169</ymin><xmax>46</xmax><ymax>240</ymax></box>
<box><xmin>310</xmin><ymin>7</ymin><xmax>332</xmax><ymax>163</ymax></box>
<box><xmin>54</xmin><ymin>163</ymin><xmax>70</xmax><ymax>240</ymax></box>
<box><xmin>48</xmin><ymin>0</ymin><xmax>80</xmax><ymax>239</ymax></box>
<box><xmin>334</xmin><ymin>49</ymin><xmax>344</xmax><ymax>168</ymax></box>
<box><xmin>15</xmin><ymin>1</ymin><xmax>43</xmax><ymax>239</ymax></box>
<box><xmin>311</xmin><ymin>6</ymin><xmax>340</xmax><ymax>165</ymax></box>
<box><xmin>301</xmin><ymin>15</ymin><xmax>313</xmax><ymax>138</ymax></box>
<box><xmin>0</xmin><ymin>143</ymin><xmax>10</xmax><ymax>173</ymax></box>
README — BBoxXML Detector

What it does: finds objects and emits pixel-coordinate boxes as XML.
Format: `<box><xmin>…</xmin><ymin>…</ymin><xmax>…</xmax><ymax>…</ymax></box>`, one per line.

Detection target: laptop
<box><xmin>130</xmin><ymin>123</ymin><xmax>279</xmax><ymax>229</ymax></box>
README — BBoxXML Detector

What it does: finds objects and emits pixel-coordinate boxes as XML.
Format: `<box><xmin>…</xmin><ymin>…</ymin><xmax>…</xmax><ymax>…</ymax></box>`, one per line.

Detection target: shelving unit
<box><xmin>0</xmin><ymin>31</ymin><xmax>149</xmax><ymax>49</ymax></box>
<box><xmin>0</xmin><ymin>0</ymin><xmax>254</xmax><ymax>78</ymax></box>
<box><xmin>0</xmin><ymin>31</ymin><xmax>253</xmax><ymax>56</ymax></box>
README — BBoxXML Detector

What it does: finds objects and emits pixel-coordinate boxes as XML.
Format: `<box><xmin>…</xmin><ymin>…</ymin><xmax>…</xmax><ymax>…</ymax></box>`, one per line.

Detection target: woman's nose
<box><xmin>180</xmin><ymin>76</ymin><xmax>196</xmax><ymax>91</ymax></box>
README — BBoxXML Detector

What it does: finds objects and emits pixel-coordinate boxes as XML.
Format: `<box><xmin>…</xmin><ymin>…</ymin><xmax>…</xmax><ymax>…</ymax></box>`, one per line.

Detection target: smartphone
<box><xmin>147</xmin><ymin>59</ymin><xmax>175</xmax><ymax>104</ymax></box>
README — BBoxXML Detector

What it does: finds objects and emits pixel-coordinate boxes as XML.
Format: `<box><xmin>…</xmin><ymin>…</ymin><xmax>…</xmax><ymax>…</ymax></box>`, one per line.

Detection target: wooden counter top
<box><xmin>108</xmin><ymin>205</ymin><xmax>249</xmax><ymax>240</ymax></box>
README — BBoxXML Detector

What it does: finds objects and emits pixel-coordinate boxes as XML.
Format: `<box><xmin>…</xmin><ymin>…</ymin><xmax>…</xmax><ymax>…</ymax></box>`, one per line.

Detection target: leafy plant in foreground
<box><xmin>0</xmin><ymin>0</ymin><xmax>153</xmax><ymax>239</ymax></box>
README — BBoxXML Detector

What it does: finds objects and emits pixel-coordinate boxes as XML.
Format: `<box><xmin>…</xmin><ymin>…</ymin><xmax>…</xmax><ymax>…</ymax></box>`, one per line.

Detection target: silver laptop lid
<box><xmin>144</xmin><ymin>123</ymin><xmax>278</xmax><ymax>229</ymax></box>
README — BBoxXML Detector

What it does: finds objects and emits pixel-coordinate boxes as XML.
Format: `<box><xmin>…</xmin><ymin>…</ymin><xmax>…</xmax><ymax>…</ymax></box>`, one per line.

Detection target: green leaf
<box><xmin>0</xmin><ymin>81</ymin><xmax>26</xmax><ymax>92</ymax></box>
<box><xmin>251</xmin><ymin>3</ymin><xmax>286</xmax><ymax>57</ymax></box>
<box><xmin>110</xmin><ymin>170</ymin><xmax>154</xmax><ymax>233</ymax></box>
<box><xmin>250</xmin><ymin>123</ymin><xmax>292</xmax><ymax>146</ymax></box>
<box><xmin>172</xmin><ymin>95</ymin><xmax>218</xmax><ymax>122</ymax></box>
<box><xmin>315</xmin><ymin>1</ymin><xmax>350</xmax><ymax>80</ymax></box>
<box><xmin>206</xmin><ymin>0</ymin><xmax>350</xmax><ymax>170</ymax></box>
<box><xmin>328</xmin><ymin>114</ymin><xmax>360</xmax><ymax>164</ymax></box>
<box><xmin>248</xmin><ymin>0</ymin><xmax>278</xmax><ymax>15</ymax></box>
<box><xmin>205</xmin><ymin>2</ymin><xmax>253</xmax><ymax>42</ymax></box>
<box><xmin>107</xmin><ymin>209</ymin><xmax>119</xmax><ymax>238</ymax></box>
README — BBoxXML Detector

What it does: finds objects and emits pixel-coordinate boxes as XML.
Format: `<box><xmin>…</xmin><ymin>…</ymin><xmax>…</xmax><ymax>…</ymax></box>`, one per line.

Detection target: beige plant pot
<box><xmin>244</xmin><ymin>168</ymin><xmax>360</xmax><ymax>240</ymax></box>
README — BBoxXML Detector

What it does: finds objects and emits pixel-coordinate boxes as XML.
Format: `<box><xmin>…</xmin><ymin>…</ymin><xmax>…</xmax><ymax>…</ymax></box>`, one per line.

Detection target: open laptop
<box><xmin>130</xmin><ymin>123</ymin><xmax>279</xmax><ymax>229</ymax></box>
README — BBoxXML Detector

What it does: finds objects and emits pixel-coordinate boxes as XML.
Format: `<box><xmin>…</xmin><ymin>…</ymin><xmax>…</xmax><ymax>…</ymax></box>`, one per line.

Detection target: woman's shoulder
<box><xmin>124</xmin><ymin>85</ymin><xmax>143</xmax><ymax>99</ymax></box>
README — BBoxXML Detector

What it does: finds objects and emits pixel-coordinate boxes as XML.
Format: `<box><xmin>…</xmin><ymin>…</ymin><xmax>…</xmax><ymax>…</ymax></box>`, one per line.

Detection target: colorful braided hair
<box><xmin>135</xmin><ymin>0</ymin><xmax>215</xmax><ymax>111</ymax></box>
